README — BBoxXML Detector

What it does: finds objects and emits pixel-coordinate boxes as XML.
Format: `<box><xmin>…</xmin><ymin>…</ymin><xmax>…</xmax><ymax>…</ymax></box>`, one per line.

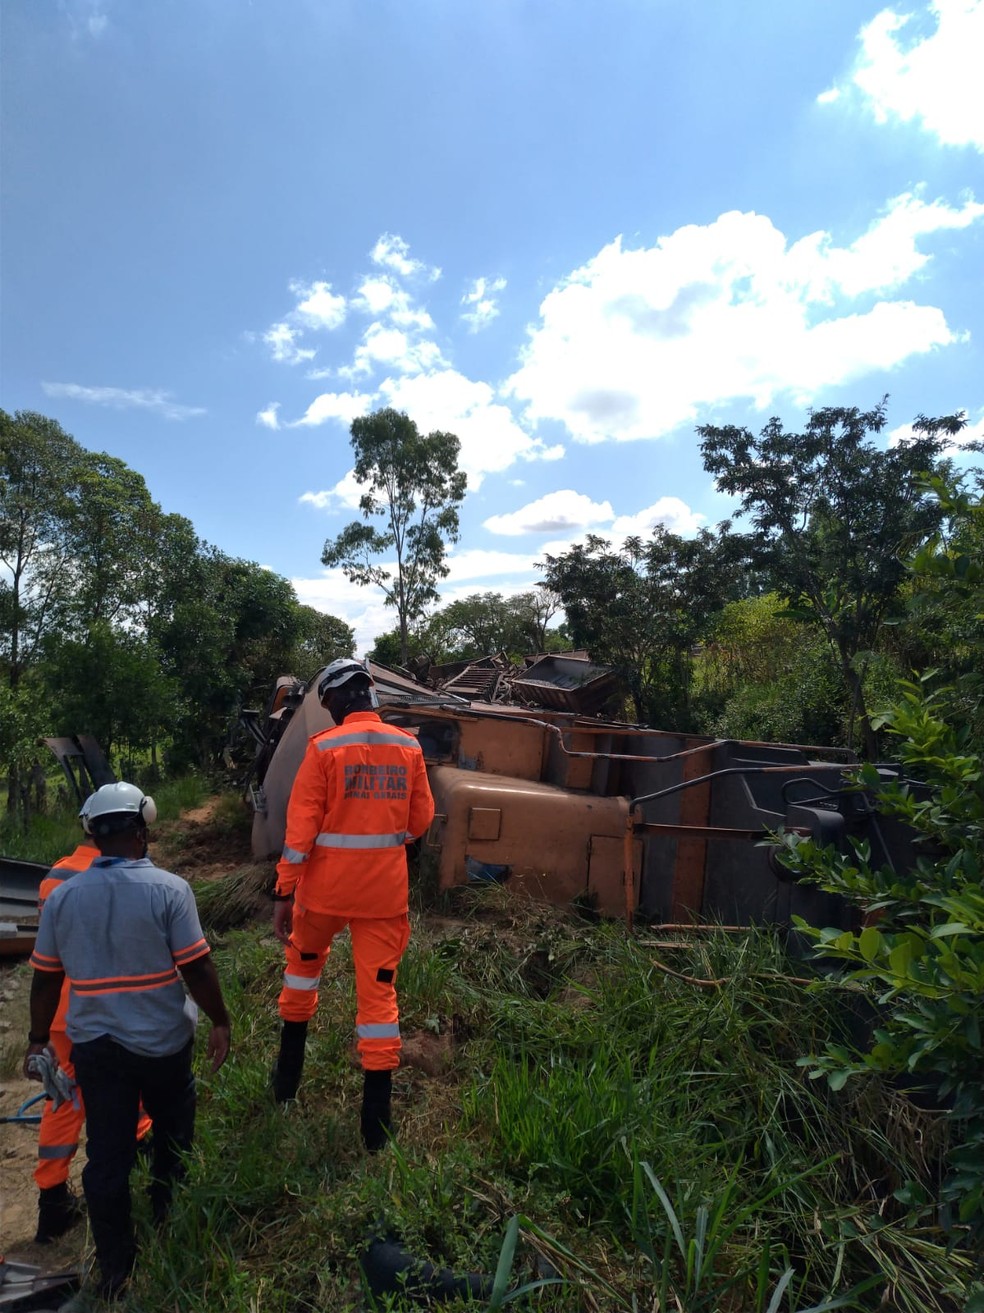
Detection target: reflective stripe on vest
<box><xmin>357</xmin><ymin>1022</ymin><xmax>400</xmax><ymax>1039</ymax></box>
<box><xmin>39</xmin><ymin>1142</ymin><xmax>79</xmax><ymax>1159</ymax></box>
<box><xmin>281</xmin><ymin>846</ymin><xmax>309</xmax><ymax>865</ymax></box>
<box><xmin>283</xmin><ymin>973</ymin><xmax>320</xmax><ymax>991</ymax></box>
<box><xmin>315</xmin><ymin>831</ymin><xmax>407</xmax><ymax>850</ymax></box>
<box><xmin>316</xmin><ymin>731</ymin><xmax>422</xmax><ymax>752</ymax></box>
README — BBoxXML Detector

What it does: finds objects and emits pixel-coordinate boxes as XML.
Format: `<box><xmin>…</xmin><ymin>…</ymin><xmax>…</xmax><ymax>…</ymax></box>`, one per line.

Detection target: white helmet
<box><xmin>318</xmin><ymin>658</ymin><xmax>373</xmax><ymax>703</ymax></box>
<box><xmin>81</xmin><ymin>782</ymin><xmax>158</xmax><ymax>835</ymax></box>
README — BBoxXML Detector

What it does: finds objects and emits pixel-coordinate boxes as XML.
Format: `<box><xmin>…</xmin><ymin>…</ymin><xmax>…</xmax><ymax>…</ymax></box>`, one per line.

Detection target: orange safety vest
<box><xmin>38</xmin><ymin>841</ymin><xmax>101</xmax><ymax>1032</ymax></box>
<box><xmin>275</xmin><ymin>710</ymin><xmax>435</xmax><ymax>919</ymax></box>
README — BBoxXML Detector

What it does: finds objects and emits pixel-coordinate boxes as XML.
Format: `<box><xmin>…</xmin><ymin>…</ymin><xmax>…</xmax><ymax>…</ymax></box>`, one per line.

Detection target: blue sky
<box><xmin>3</xmin><ymin>0</ymin><xmax>983</xmax><ymax>654</ymax></box>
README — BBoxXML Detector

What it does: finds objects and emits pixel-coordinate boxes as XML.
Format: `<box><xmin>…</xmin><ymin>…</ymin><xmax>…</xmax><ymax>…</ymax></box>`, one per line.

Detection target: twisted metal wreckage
<box><xmin>245</xmin><ymin>653</ymin><xmax>918</xmax><ymax>937</ymax></box>
<box><xmin>1</xmin><ymin>653</ymin><xmax>918</xmax><ymax>961</ymax></box>
<box><xmin>0</xmin><ymin>658</ymin><xmax>927</xmax><ymax>1308</ymax></box>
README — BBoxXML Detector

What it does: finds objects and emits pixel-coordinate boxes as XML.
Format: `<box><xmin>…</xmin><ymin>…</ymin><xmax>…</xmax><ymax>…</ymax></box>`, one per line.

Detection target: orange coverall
<box><xmin>275</xmin><ymin>710</ymin><xmax>435</xmax><ymax>1070</ymax></box>
<box><xmin>34</xmin><ymin>843</ymin><xmax>151</xmax><ymax>1190</ymax></box>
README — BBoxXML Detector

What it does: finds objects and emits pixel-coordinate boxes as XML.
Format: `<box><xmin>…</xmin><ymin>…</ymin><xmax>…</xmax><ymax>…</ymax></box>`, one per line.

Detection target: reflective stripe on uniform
<box><xmin>315</xmin><ymin>831</ymin><xmax>407</xmax><ymax>850</ymax></box>
<box><xmin>72</xmin><ymin>969</ymin><xmax>179</xmax><ymax>995</ymax></box>
<box><xmin>281</xmin><ymin>846</ymin><xmax>309</xmax><ymax>865</ymax></box>
<box><xmin>317</xmin><ymin>731</ymin><xmax>422</xmax><ymax>752</ymax></box>
<box><xmin>357</xmin><ymin>1022</ymin><xmax>401</xmax><ymax>1039</ymax></box>
<box><xmin>283</xmin><ymin>973</ymin><xmax>320</xmax><ymax>991</ymax></box>
<box><xmin>38</xmin><ymin>1142</ymin><xmax>78</xmax><ymax>1159</ymax></box>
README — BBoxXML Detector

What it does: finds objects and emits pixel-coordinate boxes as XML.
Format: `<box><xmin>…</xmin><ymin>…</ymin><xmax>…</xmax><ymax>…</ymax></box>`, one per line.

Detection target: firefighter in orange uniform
<box><xmin>271</xmin><ymin>659</ymin><xmax>435</xmax><ymax>1150</ymax></box>
<box><xmin>32</xmin><ymin>797</ymin><xmax>152</xmax><ymax>1244</ymax></box>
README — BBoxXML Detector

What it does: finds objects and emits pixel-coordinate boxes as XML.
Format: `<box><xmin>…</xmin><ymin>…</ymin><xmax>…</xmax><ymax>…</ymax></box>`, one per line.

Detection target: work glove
<box><xmin>26</xmin><ymin>1049</ymin><xmax>81</xmax><ymax>1111</ymax></box>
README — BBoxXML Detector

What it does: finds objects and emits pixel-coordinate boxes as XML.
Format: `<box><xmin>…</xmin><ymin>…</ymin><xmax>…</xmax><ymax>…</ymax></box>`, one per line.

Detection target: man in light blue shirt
<box><xmin>24</xmin><ymin>782</ymin><xmax>231</xmax><ymax>1304</ymax></box>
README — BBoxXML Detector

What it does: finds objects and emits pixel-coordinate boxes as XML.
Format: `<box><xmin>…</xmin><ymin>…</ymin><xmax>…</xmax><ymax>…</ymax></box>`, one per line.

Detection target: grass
<box><xmin>122</xmin><ymin>895</ymin><xmax>980</xmax><ymax>1311</ymax></box>
<box><xmin>0</xmin><ymin>771</ymin><xmax>211</xmax><ymax>864</ymax></box>
<box><xmin>3</xmin><ymin>789</ymin><xmax>980</xmax><ymax>1310</ymax></box>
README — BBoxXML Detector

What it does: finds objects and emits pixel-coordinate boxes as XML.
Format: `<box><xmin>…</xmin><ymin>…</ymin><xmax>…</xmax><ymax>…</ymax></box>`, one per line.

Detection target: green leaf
<box><xmin>858</xmin><ymin>926</ymin><xmax>882</xmax><ymax>963</ymax></box>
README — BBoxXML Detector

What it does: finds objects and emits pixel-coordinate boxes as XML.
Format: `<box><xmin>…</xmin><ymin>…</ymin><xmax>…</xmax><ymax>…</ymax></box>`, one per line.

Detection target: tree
<box><xmin>0</xmin><ymin>411</ymin><xmax>81</xmax><ymax>691</ymax></box>
<box><xmin>42</xmin><ymin>621</ymin><xmax>177</xmax><ymax>761</ymax></box>
<box><xmin>699</xmin><ymin>594</ymin><xmax>847</xmax><ymax>745</ymax></box>
<box><xmin>540</xmin><ymin>526</ymin><xmax>744</xmax><ymax>727</ymax></box>
<box><xmin>321</xmin><ymin>408</ymin><xmax>466</xmax><ymax>665</ymax></box>
<box><xmin>288</xmin><ymin>605</ymin><xmax>355</xmax><ymax>678</ymax></box>
<box><xmin>153</xmin><ymin>550</ymin><xmax>305</xmax><ymax>769</ymax></box>
<box><xmin>419</xmin><ymin>589</ymin><xmax>567</xmax><ymax>663</ymax></box>
<box><xmin>698</xmin><ymin>400</ymin><xmax>963</xmax><ymax>757</ymax></box>
<box><xmin>65</xmin><ymin>451</ymin><xmax>159</xmax><ymax>627</ymax></box>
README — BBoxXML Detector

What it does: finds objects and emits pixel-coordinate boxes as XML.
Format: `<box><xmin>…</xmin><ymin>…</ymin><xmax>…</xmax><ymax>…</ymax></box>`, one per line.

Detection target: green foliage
<box><xmin>42</xmin><ymin>621</ymin><xmax>178</xmax><ymax>758</ymax></box>
<box><xmin>697</xmin><ymin>594</ymin><xmax>847</xmax><ymax>744</ymax></box>
<box><xmin>540</xmin><ymin>526</ymin><xmax>745</xmax><ymax>727</ymax></box>
<box><xmin>3</xmin><ymin>860</ymin><xmax>976</xmax><ymax>1310</ymax></box>
<box><xmin>288</xmin><ymin>604</ymin><xmax>355</xmax><ymax>678</ymax></box>
<box><xmin>780</xmin><ymin>680</ymin><xmax>984</xmax><ymax>1246</ymax></box>
<box><xmin>322</xmin><ymin>408</ymin><xmax>467</xmax><ymax>665</ymax></box>
<box><xmin>0</xmin><ymin>411</ymin><xmax>354</xmax><ymax>785</ymax></box>
<box><xmin>698</xmin><ymin>400</ymin><xmax>962</xmax><ymax>757</ymax></box>
<box><xmin>416</xmin><ymin>589</ymin><xmax>566</xmax><ymax>664</ymax></box>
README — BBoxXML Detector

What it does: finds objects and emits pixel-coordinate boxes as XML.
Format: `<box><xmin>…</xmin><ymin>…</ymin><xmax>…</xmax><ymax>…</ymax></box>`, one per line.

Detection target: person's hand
<box><xmin>206</xmin><ymin>1024</ymin><xmax>230</xmax><ymax>1073</ymax></box>
<box><xmin>23</xmin><ymin>1042</ymin><xmax>54</xmax><ymax>1081</ymax></box>
<box><xmin>273</xmin><ymin>898</ymin><xmax>293</xmax><ymax>945</ymax></box>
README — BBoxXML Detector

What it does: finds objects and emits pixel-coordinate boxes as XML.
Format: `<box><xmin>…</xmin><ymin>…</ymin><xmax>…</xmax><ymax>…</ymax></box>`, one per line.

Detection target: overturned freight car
<box><xmin>247</xmin><ymin>661</ymin><xmax>911</xmax><ymax>932</ymax></box>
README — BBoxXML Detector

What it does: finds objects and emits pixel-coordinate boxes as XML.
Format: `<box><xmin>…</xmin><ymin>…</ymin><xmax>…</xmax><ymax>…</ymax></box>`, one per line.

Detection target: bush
<box><xmin>778</xmin><ymin>678</ymin><xmax>984</xmax><ymax>1250</ymax></box>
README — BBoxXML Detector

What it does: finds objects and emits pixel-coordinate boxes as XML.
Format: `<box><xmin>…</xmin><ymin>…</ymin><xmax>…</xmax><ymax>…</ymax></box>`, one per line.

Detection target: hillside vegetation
<box><xmin>3</xmin><ymin>789</ymin><xmax>977</xmax><ymax>1311</ymax></box>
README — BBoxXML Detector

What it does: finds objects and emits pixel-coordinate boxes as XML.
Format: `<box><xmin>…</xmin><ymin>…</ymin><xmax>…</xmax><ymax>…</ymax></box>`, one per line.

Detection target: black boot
<box><xmin>87</xmin><ymin>1187</ymin><xmax>135</xmax><ymax>1301</ymax></box>
<box><xmin>35</xmin><ymin>1182</ymin><xmax>84</xmax><ymax>1243</ymax></box>
<box><xmin>361</xmin><ymin>1069</ymin><xmax>393</xmax><ymax>1152</ymax></box>
<box><xmin>272</xmin><ymin>1020</ymin><xmax>308</xmax><ymax>1103</ymax></box>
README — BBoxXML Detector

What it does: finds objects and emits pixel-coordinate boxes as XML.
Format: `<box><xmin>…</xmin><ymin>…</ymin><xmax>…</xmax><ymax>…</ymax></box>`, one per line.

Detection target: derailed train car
<box><xmin>247</xmin><ymin>661</ymin><xmax>917</xmax><ymax>932</ymax></box>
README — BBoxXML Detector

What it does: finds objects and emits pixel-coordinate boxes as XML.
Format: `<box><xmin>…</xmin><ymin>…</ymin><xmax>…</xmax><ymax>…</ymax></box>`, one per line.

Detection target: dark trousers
<box><xmin>72</xmin><ymin>1035</ymin><xmax>196</xmax><ymax>1294</ymax></box>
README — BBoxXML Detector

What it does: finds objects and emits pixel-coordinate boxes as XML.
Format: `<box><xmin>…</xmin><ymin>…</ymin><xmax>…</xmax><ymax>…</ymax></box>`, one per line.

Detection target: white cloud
<box><xmin>352</xmin><ymin>277</ymin><xmax>435</xmax><ymax>330</ymax></box>
<box><xmin>825</xmin><ymin>1</ymin><xmax>984</xmax><ymax>151</ymax></box>
<box><xmin>291</xmin><ymin>279</ymin><xmax>347</xmax><ymax>330</ymax></box>
<box><xmin>64</xmin><ymin>1</ymin><xmax>110</xmax><ymax>39</ymax></box>
<box><xmin>379</xmin><ymin>369</ymin><xmax>560</xmax><ymax>489</ymax></box>
<box><xmin>348</xmin><ymin>324</ymin><xmax>445</xmax><ymax>377</ymax></box>
<box><xmin>41</xmin><ymin>381</ymin><xmax>205</xmax><ymax>420</ymax></box>
<box><xmin>611</xmin><ymin>497</ymin><xmax>705</xmax><ymax>537</ymax></box>
<box><xmin>461</xmin><ymin>275</ymin><xmax>507</xmax><ymax>332</ymax></box>
<box><xmin>261</xmin><ymin>279</ymin><xmax>347</xmax><ymax>365</ymax></box>
<box><xmin>483</xmin><ymin>489</ymin><xmax>704</xmax><ymax>542</ymax></box>
<box><xmin>888</xmin><ymin>406</ymin><xmax>984</xmax><ymax>451</ymax></box>
<box><xmin>299</xmin><ymin>469</ymin><xmax>363</xmax><ymax>513</ymax></box>
<box><xmin>262</xmin><ymin>235</ymin><xmax>554</xmax><ymax>487</ymax></box>
<box><xmin>292</xmin><ymin>569</ymin><xmax>393</xmax><ymax>659</ymax></box>
<box><xmin>787</xmin><ymin>190</ymin><xmax>984</xmax><ymax>301</ymax></box>
<box><xmin>256</xmin><ymin>402</ymin><xmax>280</xmax><ymax>430</ymax></box>
<box><xmin>505</xmin><ymin>193</ymin><xmax>983</xmax><ymax>443</ymax></box>
<box><xmin>263</xmin><ymin>321</ymin><xmax>316</xmax><ymax>365</ymax></box>
<box><xmin>291</xmin><ymin>391</ymin><xmax>372</xmax><ymax>428</ymax></box>
<box><xmin>443</xmin><ymin>547</ymin><xmax>544</xmax><ymax>582</ymax></box>
<box><xmin>484</xmin><ymin>490</ymin><xmax>614</xmax><ymax>536</ymax></box>
<box><xmin>371</xmin><ymin>234</ymin><xmax>440</xmax><ymax>281</ymax></box>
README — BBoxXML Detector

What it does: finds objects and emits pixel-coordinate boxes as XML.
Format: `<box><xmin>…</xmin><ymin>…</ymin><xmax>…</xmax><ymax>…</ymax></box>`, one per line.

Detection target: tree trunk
<box><xmin>841</xmin><ymin>657</ymin><xmax>879</xmax><ymax>760</ymax></box>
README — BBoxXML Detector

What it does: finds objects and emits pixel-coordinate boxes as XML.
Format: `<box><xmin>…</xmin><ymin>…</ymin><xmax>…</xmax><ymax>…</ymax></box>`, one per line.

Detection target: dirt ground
<box><xmin>0</xmin><ymin>795</ymin><xmax>456</xmax><ymax>1273</ymax></box>
<box><xmin>0</xmin><ymin>797</ymin><xmax>248</xmax><ymax>1268</ymax></box>
<box><xmin>1</xmin><ymin>967</ymin><xmax>88</xmax><ymax>1270</ymax></box>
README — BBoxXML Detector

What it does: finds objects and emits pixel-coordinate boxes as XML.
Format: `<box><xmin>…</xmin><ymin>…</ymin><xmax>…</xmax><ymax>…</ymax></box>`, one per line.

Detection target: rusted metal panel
<box><xmin>43</xmin><ymin>736</ymin><xmax>115</xmax><ymax>806</ymax></box>
<box><xmin>248</xmin><ymin>663</ymin><xmax>867</xmax><ymax>933</ymax></box>
<box><xmin>510</xmin><ymin>655</ymin><xmax>619</xmax><ymax>714</ymax></box>
<box><xmin>670</xmin><ymin>745</ymin><xmax>713</xmax><ymax>922</ymax></box>
<box><xmin>0</xmin><ymin>855</ymin><xmax>46</xmax><ymax>958</ymax></box>
<box><xmin>426</xmin><ymin>764</ymin><xmax>629</xmax><ymax>914</ymax></box>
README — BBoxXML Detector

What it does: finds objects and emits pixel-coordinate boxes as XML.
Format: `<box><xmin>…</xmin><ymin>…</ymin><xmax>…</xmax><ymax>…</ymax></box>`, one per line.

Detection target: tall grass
<box><xmin>0</xmin><ymin>772</ymin><xmax>210</xmax><ymax>864</ymax></box>
<box><xmin>5</xmin><ymin>865</ymin><xmax>977</xmax><ymax>1310</ymax></box>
